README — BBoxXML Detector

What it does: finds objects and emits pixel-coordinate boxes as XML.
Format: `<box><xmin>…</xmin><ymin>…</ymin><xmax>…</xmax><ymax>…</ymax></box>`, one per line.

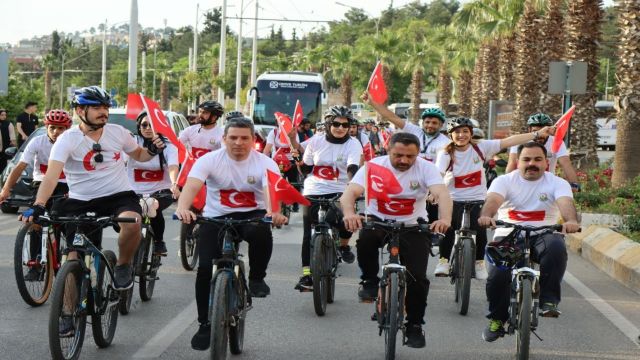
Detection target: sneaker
<box><xmin>540</xmin><ymin>302</ymin><xmax>561</xmax><ymax>318</ymax></box>
<box><xmin>191</xmin><ymin>322</ymin><xmax>211</xmax><ymax>350</ymax></box>
<box><xmin>292</xmin><ymin>203</ymin><xmax>300</xmax><ymax>213</ymax></box>
<box><xmin>475</xmin><ymin>260</ymin><xmax>488</xmax><ymax>280</ymax></box>
<box><xmin>294</xmin><ymin>275</ymin><xmax>313</xmax><ymax>292</ymax></box>
<box><xmin>249</xmin><ymin>279</ymin><xmax>271</xmax><ymax>298</ymax></box>
<box><xmin>404</xmin><ymin>323</ymin><xmax>426</xmax><ymax>348</ymax></box>
<box><xmin>24</xmin><ymin>267</ymin><xmax>42</xmax><ymax>282</ymax></box>
<box><xmin>153</xmin><ymin>240</ymin><xmax>168</xmax><ymax>256</ymax></box>
<box><xmin>339</xmin><ymin>245</ymin><xmax>355</xmax><ymax>264</ymax></box>
<box><xmin>358</xmin><ymin>280</ymin><xmax>378</xmax><ymax>302</ymax></box>
<box><xmin>113</xmin><ymin>264</ymin><xmax>134</xmax><ymax>290</ymax></box>
<box><xmin>482</xmin><ymin>319</ymin><xmax>505</xmax><ymax>342</ymax></box>
<box><xmin>59</xmin><ymin>316</ymin><xmax>75</xmax><ymax>338</ymax></box>
<box><xmin>434</xmin><ymin>258</ymin><xmax>450</xmax><ymax>277</ymax></box>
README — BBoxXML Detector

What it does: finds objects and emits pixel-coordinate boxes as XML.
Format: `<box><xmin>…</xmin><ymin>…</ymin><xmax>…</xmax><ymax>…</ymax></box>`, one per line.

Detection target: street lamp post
<box><xmin>234</xmin><ymin>0</ymin><xmax>245</xmax><ymax>111</ymax></box>
<box><xmin>218</xmin><ymin>0</ymin><xmax>228</xmax><ymax>105</ymax></box>
<box><xmin>59</xmin><ymin>52</ymin><xmax>65</xmax><ymax>108</ymax></box>
<box><xmin>101</xmin><ymin>19</ymin><xmax>107</xmax><ymax>89</ymax></box>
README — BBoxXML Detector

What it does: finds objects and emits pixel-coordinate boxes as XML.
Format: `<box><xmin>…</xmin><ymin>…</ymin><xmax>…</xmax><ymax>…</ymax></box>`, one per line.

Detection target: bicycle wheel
<box><xmin>14</xmin><ymin>224</ymin><xmax>54</xmax><ymax>306</ymax></box>
<box><xmin>516</xmin><ymin>278</ymin><xmax>532</xmax><ymax>360</ymax></box>
<box><xmin>139</xmin><ymin>231</ymin><xmax>157</xmax><ymax>301</ymax></box>
<box><xmin>180</xmin><ymin>222</ymin><xmax>199</xmax><ymax>271</ymax></box>
<box><xmin>311</xmin><ymin>233</ymin><xmax>328</xmax><ymax>316</ymax></box>
<box><xmin>210</xmin><ymin>271</ymin><xmax>231</xmax><ymax>360</ymax></box>
<box><xmin>455</xmin><ymin>237</ymin><xmax>474</xmax><ymax>315</ymax></box>
<box><xmin>48</xmin><ymin>260</ymin><xmax>87</xmax><ymax>360</ymax></box>
<box><xmin>384</xmin><ymin>272</ymin><xmax>400</xmax><ymax>360</ymax></box>
<box><xmin>229</xmin><ymin>273</ymin><xmax>248</xmax><ymax>355</ymax></box>
<box><xmin>92</xmin><ymin>250</ymin><xmax>119</xmax><ymax>348</ymax></box>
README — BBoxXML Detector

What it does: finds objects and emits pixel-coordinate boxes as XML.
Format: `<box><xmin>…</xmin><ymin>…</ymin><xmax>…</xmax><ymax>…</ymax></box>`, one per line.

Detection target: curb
<box><xmin>566</xmin><ymin>225</ymin><xmax>640</xmax><ymax>295</ymax></box>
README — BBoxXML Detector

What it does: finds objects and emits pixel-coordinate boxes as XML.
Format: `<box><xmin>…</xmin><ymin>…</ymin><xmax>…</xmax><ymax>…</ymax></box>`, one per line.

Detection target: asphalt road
<box><xmin>0</xmin><ymin>206</ymin><xmax>639</xmax><ymax>360</ymax></box>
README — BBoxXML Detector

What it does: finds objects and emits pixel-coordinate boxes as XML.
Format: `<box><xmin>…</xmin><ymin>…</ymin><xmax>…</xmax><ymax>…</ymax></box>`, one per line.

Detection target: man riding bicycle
<box><xmin>178</xmin><ymin>100</ymin><xmax>225</xmax><ymax>159</ymax></box>
<box><xmin>174</xmin><ymin>116</ymin><xmax>287</xmax><ymax>351</ymax></box>
<box><xmin>341</xmin><ymin>132</ymin><xmax>452</xmax><ymax>348</ymax></box>
<box><xmin>478</xmin><ymin>142</ymin><xmax>580</xmax><ymax>342</ymax></box>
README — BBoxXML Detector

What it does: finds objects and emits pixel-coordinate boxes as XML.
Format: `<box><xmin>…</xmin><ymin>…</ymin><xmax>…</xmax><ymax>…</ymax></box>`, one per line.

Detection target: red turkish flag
<box><xmin>380</xmin><ymin>130</ymin><xmax>391</xmax><ymax>149</ymax></box>
<box><xmin>367</xmin><ymin>61</ymin><xmax>388</xmax><ymax>104</ymax></box>
<box><xmin>454</xmin><ymin>170</ymin><xmax>482</xmax><ymax>188</ymax></box>
<box><xmin>275</xmin><ymin>112</ymin><xmax>294</xmax><ymax>145</ymax></box>
<box><xmin>508</xmin><ymin>209</ymin><xmax>546</xmax><ymax>222</ymax></box>
<box><xmin>551</xmin><ymin>105</ymin><xmax>575</xmax><ymax>153</ymax></box>
<box><xmin>139</xmin><ymin>94</ymin><xmax>187</xmax><ymax>163</ymax></box>
<box><xmin>220</xmin><ymin>189</ymin><xmax>257</xmax><ymax>208</ymax></box>
<box><xmin>267</xmin><ymin>169</ymin><xmax>310</xmax><ymax>212</ymax></box>
<box><xmin>175</xmin><ymin>154</ymin><xmax>206</xmax><ymax>211</ymax></box>
<box><xmin>366</xmin><ymin>162</ymin><xmax>402</xmax><ymax>204</ymax></box>
<box><xmin>377</xmin><ymin>198</ymin><xmax>415</xmax><ymax>216</ymax></box>
<box><xmin>293</xmin><ymin>100</ymin><xmax>304</xmax><ymax>128</ymax></box>
<box><xmin>133</xmin><ymin>169</ymin><xmax>164</xmax><ymax>182</ymax></box>
<box><xmin>273</xmin><ymin>147</ymin><xmax>292</xmax><ymax>172</ymax></box>
<box><xmin>193</xmin><ymin>187</ymin><xmax>206</xmax><ymax>211</ymax></box>
<box><xmin>313</xmin><ymin>166</ymin><xmax>339</xmax><ymax>180</ymax></box>
<box><xmin>191</xmin><ymin>147</ymin><xmax>210</xmax><ymax>159</ymax></box>
<box><xmin>363</xmin><ymin>142</ymin><xmax>374</xmax><ymax>161</ymax></box>
<box><xmin>126</xmin><ymin>93</ymin><xmax>144</xmax><ymax>120</ymax></box>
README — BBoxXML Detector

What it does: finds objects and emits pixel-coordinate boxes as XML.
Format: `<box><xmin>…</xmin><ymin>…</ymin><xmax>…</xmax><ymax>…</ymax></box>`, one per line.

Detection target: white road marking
<box><xmin>564</xmin><ymin>271</ymin><xmax>640</xmax><ymax>347</ymax></box>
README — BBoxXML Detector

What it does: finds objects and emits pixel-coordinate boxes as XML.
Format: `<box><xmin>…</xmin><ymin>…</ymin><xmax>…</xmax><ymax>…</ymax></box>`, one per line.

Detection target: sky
<box><xmin>0</xmin><ymin>0</ymin><xmax>617</xmax><ymax>46</ymax></box>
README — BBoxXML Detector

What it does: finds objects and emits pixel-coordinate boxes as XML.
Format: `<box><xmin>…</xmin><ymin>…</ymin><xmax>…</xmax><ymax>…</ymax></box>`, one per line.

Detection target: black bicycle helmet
<box><xmin>225</xmin><ymin>110</ymin><xmax>245</xmax><ymax>121</ymax></box>
<box><xmin>71</xmin><ymin>86</ymin><xmax>111</xmax><ymax>108</ymax></box>
<box><xmin>323</xmin><ymin>105</ymin><xmax>355</xmax><ymax>123</ymax></box>
<box><xmin>527</xmin><ymin>113</ymin><xmax>553</xmax><ymax>127</ymax></box>
<box><xmin>446</xmin><ymin>117</ymin><xmax>475</xmax><ymax>134</ymax></box>
<box><xmin>198</xmin><ymin>100</ymin><xmax>224</xmax><ymax>117</ymax></box>
<box><xmin>486</xmin><ymin>236</ymin><xmax>522</xmax><ymax>271</ymax></box>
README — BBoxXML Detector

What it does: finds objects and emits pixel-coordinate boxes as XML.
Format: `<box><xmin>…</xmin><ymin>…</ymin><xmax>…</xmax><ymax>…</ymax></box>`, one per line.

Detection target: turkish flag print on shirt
<box><xmin>220</xmin><ymin>189</ymin><xmax>257</xmax><ymax>208</ymax></box>
<box><xmin>377</xmin><ymin>198</ymin><xmax>415</xmax><ymax>216</ymax></box>
<box><xmin>508</xmin><ymin>209</ymin><xmax>546</xmax><ymax>222</ymax></box>
<box><xmin>313</xmin><ymin>166</ymin><xmax>339</xmax><ymax>180</ymax></box>
<box><xmin>133</xmin><ymin>169</ymin><xmax>164</xmax><ymax>182</ymax></box>
<box><xmin>454</xmin><ymin>170</ymin><xmax>482</xmax><ymax>188</ymax></box>
<box><xmin>39</xmin><ymin>164</ymin><xmax>66</xmax><ymax>179</ymax></box>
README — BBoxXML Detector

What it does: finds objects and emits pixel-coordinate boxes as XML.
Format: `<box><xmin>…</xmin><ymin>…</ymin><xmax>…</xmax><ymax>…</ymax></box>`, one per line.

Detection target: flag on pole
<box><xmin>266</xmin><ymin>169</ymin><xmax>310</xmax><ymax>213</ymax></box>
<box><xmin>551</xmin><ymin>105</ymin><xmax>576</xmax><ymax>153</ymax></box>
<box><xmin>275</xmin><ymin>112</ymin><xmax>294</xmax><ymax>145</ymax></box>
<box><xmin>365</xmin><ymin>161</ymin><xmax>402</xmax><ymax>204</ymax></box>
<box><xmin>125</xmin><ymin>93</ymin><xmax>144</xmax><ymax>120</ymax></box>
<box><xmin>363</xmin><ymin>142</ymin><xmax>374</xmax><ymax>161</ymax></box>
<box><xmin>134</xmin><ymin>93</ymin><xmax>187</xmax><ymax>162</ymax></box>
<box><xmin>367</xmin><ymin>61</ymin><xmax>388</xmax><ymax>104</ymax></box>
<box><xmin>293</xmin><ymin>100</ymin><xmax>304</xmax><ymax>128</ymax></box>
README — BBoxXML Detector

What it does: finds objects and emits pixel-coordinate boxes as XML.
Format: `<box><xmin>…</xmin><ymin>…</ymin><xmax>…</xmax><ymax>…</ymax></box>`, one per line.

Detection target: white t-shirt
<box><xmin>302</xmin><ymin>135</ymin><xmax>363</xmax><ymax>196</ymax></box>
<box><xmin>266</xmin><ymin>128</ymin><xmax>293</xmax><ymax>160</ymax></box>
<box><xmin>352</xmin><ymin>132</ymin><xmax>370</xmax><ymax>147</ymax></box>
<box><xmin>435</xmin><ymin>139</ymin><xmax>502</xmax><ymax>201</ymax></box>
<box><xmin>127</xmin><ymin>136</ymin><xmax>179</xmax><ymax>194</ymax></box>
<box><xmin>20</xmin><ymin>135</ymin><xmax>66</xmax><ymax>183</ymax></box>
<box><xmin>188</xmin><ymin>148</ymin><xmax>280</xmax><ymax>217</ymax></box>
<box><xmin>509</xmin><ymin>136</ymin><xmax>568</xmax><ymax>173</ymax></box>
<box><xmin>351</xmin><ymin>156</ymin><xmax>444</xmax><ymax>224</ymax></box>
<box><xmin>402</xmin><ymin>121</ymin><xmax>450</xmax><ymax>162</ymax></box>
<box><xmin>489</xmin><ymin>171</ymin><xmax>573</xmax><ymax>237</ymax></box>
<box><xmin>50</xmin><ymin>124</ymin><xmax>138</xmax><ymax>200</ymax></box>
<box><xmin>178</xmin><ymin>124</ymin><xmax>224</xmax><ymax>159</ymax></box>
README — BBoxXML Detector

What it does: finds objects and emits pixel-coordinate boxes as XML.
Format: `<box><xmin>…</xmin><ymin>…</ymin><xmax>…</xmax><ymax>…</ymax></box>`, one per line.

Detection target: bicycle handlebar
<box><xmin>494</xmin><ymin>220</ymin><xmax>569</xmax><ymax>233</ymax></box>
<box><xmin>37</xmin><ymin>213</ymin><xmax>138</xmax><ymax>226</ymax></box>
<box><xmin>172</xmin><ymin>214</ymin><xmax>272</xmax><ymax>225</ymax></box>
<box><xmin>306</xmin><ymin>194</ymin><xmax>342</xmax><ymax>204</ymax></box>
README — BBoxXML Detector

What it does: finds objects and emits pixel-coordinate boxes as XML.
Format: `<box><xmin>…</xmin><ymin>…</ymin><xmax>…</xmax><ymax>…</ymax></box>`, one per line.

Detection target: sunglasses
<box><xmin>140</xmin><ymin>122</ymin><xmax>151</xmax><ymax>129</ymax></box>
<box><xmin>93</xmin><ymin>143</ymin><xmax>103</xmax><ymax>163</ymax></box>
<box><xmin>331</xmin><ymin>121</ymin><xmax>350</xmax><ymax>129</ymax></box>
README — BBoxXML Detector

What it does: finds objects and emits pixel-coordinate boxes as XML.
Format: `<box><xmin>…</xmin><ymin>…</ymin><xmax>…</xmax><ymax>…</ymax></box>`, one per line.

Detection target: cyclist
<box><xmin>505</xmin><ymin>113</ymin><xmax>579</xmax><ymax>189</ymax></box>
<box><xmin>294</xmin><ymin>105</ymin><xmax>362</xmax><ymax>292</ymax></box>
<box><xmin>434</xmin><ymin>117</ymin><xmax>556</xmax><ymax>279</ymax></box>
<box><xmin>297</xmin><ymin>118</ymin><xmax>314</xmax><ymax>142</ymax></box>
<box><xmin>225</xmin><ymin>110</ymin><xmax>245</xmax><ymax>121</ymax></box>
<box><xmin>478</xmin><ymin>142</ymin><xmax>580</xmax><ymax>342</ymax></box>
<box><xmin>341</xmin><ymin>132</ymin><xmax>452</xmax><ymax>348</ymax></box>
<box><xmin>0</xmin><ymin>109</ymin><xmax>71</xmax><ymax>280</ymax></box>
<box><xmin>349</xmin><ymin>119</ymin><xmax>371</xmax><ymax>147</ymax></box>
<box><xmin>21</xmin><ymin>86</ymin><xmax>165</xmax><ymax>292</ymax></box>
<box><xmin>174</xmin><ymin>117</ymin><xmax>287</xmax><ymax>351</ymax></box>
<box><xmin>178</xmin><ymin>100</ymin><xmax>225</xmax><ymax>159</ymax></box>
<box><xmin>126</xmin><ymin>111</ymin><xmax>180</xmax><ymax>255</ymax></box>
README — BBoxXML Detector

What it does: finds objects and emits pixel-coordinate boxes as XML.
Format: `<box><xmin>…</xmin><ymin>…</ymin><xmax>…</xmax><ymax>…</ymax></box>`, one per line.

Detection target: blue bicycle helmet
<box><xmin>71</xmin><ymin>86</ymin><xmax>111</xmax><ymax>108</ymax></box>
<box><xmin>421</xmin><ymin>107</ymin><xmax>446</xmax><ymax>122</ymax></box>
<box><xmin>527</xmin><ymin>113</ymin><xmax>553</xmax><ymax>127</ymax></box>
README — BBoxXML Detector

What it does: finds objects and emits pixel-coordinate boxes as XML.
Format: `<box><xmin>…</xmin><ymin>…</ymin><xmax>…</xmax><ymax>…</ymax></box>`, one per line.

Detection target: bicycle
<box><xmin>307</xmin><ymin>194</ymin><xmax>343</xmax><ymax>316</ymax></box>
<box><xmin>447</xmin><ymin>200</ymin><xmax>485</xmax><ymax>316</ymax></box>
<box><xmin>492</xmin><ymin>220</ymin><xmax>568</xmax><ymax>360</ymax></box>
<box><xmin>179</xmin><ymin>206</ymin><xmax>201</xmax><ymax>271</ymax></box>
<box><xmin>362</xmin><ymin>218</ymin><xmax>442</xmax><ymax>360</ymax></box>
<box><xmin>119</xmin><ymin>192</ymin><xmax>173</xmax><ymax>315</ymax></box>
<box><xmin>41</xmin><ymin>213</ymin><xmax>138</xmax><ymax>360</ymax></box>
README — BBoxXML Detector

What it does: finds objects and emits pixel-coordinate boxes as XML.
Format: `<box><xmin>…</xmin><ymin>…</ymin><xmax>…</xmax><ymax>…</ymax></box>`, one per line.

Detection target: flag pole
<box><xmin>138</xmin><ymin>93</ymin><xmax>157</xmax><ymax>137</ymax></box>
<box><xmin>364</xmin><ymin>162</ymin><xmax>369</xmax><ymax>223</ymax></box>
<box><xmin>278</xmin><ymin>114</ymin><xmax>304</xmax><ymax>176</ymax></box>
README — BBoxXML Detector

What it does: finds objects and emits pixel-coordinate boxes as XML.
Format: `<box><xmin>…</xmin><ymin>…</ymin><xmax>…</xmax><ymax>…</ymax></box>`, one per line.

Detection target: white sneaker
<box><xmin>434</xmin><ymin>258</ymin><xmax>450</xmax><ymax>277</ymax></box>
<box><xmin>475</xmin><ymin>260</ymin><xmax>488</xmax><ymax>280</ymax></box>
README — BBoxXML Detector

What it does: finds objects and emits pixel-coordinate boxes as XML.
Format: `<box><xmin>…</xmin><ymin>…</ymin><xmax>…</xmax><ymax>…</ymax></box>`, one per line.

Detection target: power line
<box><xmin>226</xmin><ymin>16</ymin><xmax>332</xmax><ymax>23</ymax></box>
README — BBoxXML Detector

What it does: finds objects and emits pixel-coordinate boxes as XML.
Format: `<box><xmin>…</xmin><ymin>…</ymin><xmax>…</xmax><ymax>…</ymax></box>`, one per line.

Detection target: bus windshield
<box><xmin>253</xmin><ymin>80</ymin><xmax>322</xmax><ymax>126</ymax></box>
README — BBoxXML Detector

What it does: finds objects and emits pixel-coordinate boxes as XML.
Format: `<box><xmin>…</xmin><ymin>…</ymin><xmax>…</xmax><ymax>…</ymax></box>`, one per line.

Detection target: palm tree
<box><xmin>437</xmin><ymin>61</ymin><xmax>452</xmax><ymax>114</ymax></box>
<box><xmin>611</xmin><ymin>0</ymin><xmax>640</xmax><ymax>186</ymax></box>
<box><xmin>538</xmin><ymin>0</ymin><xmax>565</xmax><ymax>117</ymax></box>
<box><xmin>41</xmin><ymin>54</ymin><xmax>55</xmax><ymax>111</ymax></box>
<box><xmin>564</xmin><ymin>0</ymin><xmax>603</xmax><ymax>166</ymax></box>
<box><xmin>328</xmin><ymin>46</ymin><xmax>355</xmax><ymax>106</ymax></box>
<box><xmin>470</xmin><ymin>46</ymin><xmax>485</xmax><ymax>122</ymax></box>
<box><xmin>457</xmin><ymin>70</ymin><xmax>474</xmax><ymax>117</ymax></box>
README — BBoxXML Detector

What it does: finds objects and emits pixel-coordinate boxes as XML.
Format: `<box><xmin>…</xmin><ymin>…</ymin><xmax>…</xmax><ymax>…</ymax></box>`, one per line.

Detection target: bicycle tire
<box><xmin>179</xmin><ymin>222</ymin><xmax>199</xmax><ymax>271</ymax></box>
<box><xmin>92</xmin><ymin>250</ymin><xmax>119</xmax><ymax>348</ymax></box>
<box><xmin>311</xmin><ymin>233</ymin><xmax>328</xmax><ymax>316</ymax></box>
<box><xmin>229</xmin><ymin>272</ymin><xmax>248</xmax><ymax>354</ymax></box>
<box><xmin>48</xmin><ymin>260</ymin><xmax>87</xmax><ymax>360</ymax></box>
<box><xmin>456</xmin><ymin>237</ymin><xmax>474</xmax><ymax>315</ymax></box>
<box><xmin>139</xmin><ymin>231</ymin><xmax>157</xmax><ymax>301</ymax></box>
<box><xmin>209</xmin><ymin>271</ymin><xmax>231</xmax><ymax>360</ymax></box>
<box><xmin>14</xmin><ymin>224</ymin><xmax>54</xmax><ymax>306</ymax></box>
<box><xmin>516</xmin><ymin>278</ymin><xmax>532</xmax><ymax>360</ymax></box>
<box><xmin>385</xmin><ymin>272</ymin><xmax>400</xmax><ymax>360</ymax></box>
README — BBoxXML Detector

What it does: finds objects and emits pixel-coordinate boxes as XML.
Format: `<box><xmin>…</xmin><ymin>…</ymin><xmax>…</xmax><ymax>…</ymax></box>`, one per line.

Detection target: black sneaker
<box><xmin>59</xmin><ymin>316</ymin><xmax>75</xmax><ymax>338</ymax></box>
<box><xmin>482</xmin><ymin>319</ymin><xmax>505</xmax><ymax>342</ymax></box>
<box><xmin>339</xmin><ymin>245</ymin><xmax>355</xmax><ymax>264</ymax></box>
<box><xmin>540</xmin><ymin>302</ymin><xmax>561</xmax><ymax>318</ymax></box>
<box><xmin>358</xmin><ymin>280</ymin><xmax>378</xmax><ymax>302</ymax></box>
<box><xmin>153</xmin><ymin>240</ymin><xmax>168</xmax><ymax>256</ymax></box>
<box><xmin>191</xmin><ymin>322</ymin><xmax>211</xmax><ymax>350</ymax></box>
<box><xmin>404</xmin><ymin>323</ymin><xmax>426</xmax><ymax>348</ymax></box>
<box><xmin>24</xmin><ymin>267</ymin><xmax>42</xmax><ymax>282</ymax></box>
<box><xmin>294</xmin><ymin>275</ymin><xmax>313</xmax><ymax>292</ymax></box>
<box><xmin>249</xmin><ymin>279</ymin><xmax>271</xmax><ymax>298</ymax></box>
<box><xmin>113</xmin><ymin>264</ymin><xmax>134</xmax><ymax>290</ymax></box>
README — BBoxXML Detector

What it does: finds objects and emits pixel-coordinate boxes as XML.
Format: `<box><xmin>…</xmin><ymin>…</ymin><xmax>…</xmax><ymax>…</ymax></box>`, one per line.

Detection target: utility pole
<box><xmin>141</xmin><ymin>51</ymin><xmax>146</xmax><ymax>94</ymax></box>
<box><xmin>152</xmin><ymin>34</ymin><xmax>157</xmax><ymax>101</ymax></box>
<box><xmin>193</xmin><ymin>3</ymin><xmax>200</xmax><ymax>112</ymax></box>
<box><xmin>128</xmin><ymin>0</ymin><xmax>139</xmax><ymax>90</ymax></box>
<box><xmin>101</xmin><ymin>19</ymin><xmax>107</xmax><ymax>89</ymax></box>
<box><xmin>250</xmin><ymin>0</ymin><xmax>259</xmax><ymax>117</ymax></box>
<box><xmin>59</xmin><ymin>52</ymin><xmax>65</xmax><ymax>108</ymax></box>
<box><xmin>218</xmin><ymin>0</ymin><xmax>227</xmax><ymax>105</ymax></box>
<box><xmin>235</xmin><ymin>0</ymin><xmax>244</xmax><ymax>111</ymax></box>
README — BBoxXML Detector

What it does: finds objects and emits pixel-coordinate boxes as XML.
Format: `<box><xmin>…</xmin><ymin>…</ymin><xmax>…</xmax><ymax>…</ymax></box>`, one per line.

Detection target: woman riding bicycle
<box><xmin>294</xmin><ymin>105</ymin><xmax>362</xmax><ymax>291</ymax></box>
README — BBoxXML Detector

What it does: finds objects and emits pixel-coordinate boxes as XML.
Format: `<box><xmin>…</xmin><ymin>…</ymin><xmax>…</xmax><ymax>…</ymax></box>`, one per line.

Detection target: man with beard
<box><xmin>179</xmin><ymin>100</ymin><xmax>225</xmax><ymax>159</ymax></box>
<box><xmin>478</xmin><ymin>142</ymin><xmax>580</xmax><ymax>342</ymax></box>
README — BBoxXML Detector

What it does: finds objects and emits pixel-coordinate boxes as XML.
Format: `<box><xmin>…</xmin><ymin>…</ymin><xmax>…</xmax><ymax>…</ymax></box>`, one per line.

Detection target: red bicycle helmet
<box><xmin>44</xmin><ymin>109</ymin><xmax>72</xmax><ymax>128</ymax></box>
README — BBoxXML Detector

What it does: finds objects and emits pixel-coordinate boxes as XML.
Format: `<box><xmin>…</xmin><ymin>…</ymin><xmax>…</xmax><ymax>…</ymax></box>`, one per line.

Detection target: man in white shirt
<box><xmin>178</xmin><ymin>100</ymin><xmax>225</xmax><ymax>159</ymax></box>
<box><xmin>478</xmin><ymin>142</ymin><xmax>580</xmax><ymax>342</ymax></box>
<box><xmin>175</xmin><ymin>117</ymin><xmax>287</xmax><ymax>351</ymax></box>
<box><xmin>341</xmin><ymin>132</ymin><xmax>452</xmax><ymax>349</ymax></box>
